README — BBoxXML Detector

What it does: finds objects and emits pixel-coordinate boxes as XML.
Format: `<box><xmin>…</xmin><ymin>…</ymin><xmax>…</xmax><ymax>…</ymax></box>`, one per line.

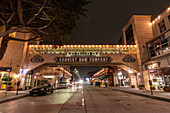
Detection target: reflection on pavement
<box><xmin>78</xmin><ymin>85</ymin><xmax>83</xmax><ymax>89</ymax></box>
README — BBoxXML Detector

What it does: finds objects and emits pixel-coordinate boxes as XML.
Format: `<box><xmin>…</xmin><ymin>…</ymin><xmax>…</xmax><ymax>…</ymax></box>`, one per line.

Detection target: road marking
<box><xmin>82</xmin><ymin>98</ymin><xmax>85</xmax><ymax>106</ymax></box>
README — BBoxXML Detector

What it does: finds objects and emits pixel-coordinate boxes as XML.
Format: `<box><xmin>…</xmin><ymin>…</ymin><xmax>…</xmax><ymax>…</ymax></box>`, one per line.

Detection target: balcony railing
<box><xmin>29</xmin><ymin>45</ymin><xmax>137</xmax><ymax>56</ymax></box>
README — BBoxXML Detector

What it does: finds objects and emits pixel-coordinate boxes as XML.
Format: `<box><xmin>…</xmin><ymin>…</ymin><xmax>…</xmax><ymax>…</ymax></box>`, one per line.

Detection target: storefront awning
<box><xmin>0</xmin><ymin>67</ymin><xmax>12</xmax><ymax>72</ymax></box>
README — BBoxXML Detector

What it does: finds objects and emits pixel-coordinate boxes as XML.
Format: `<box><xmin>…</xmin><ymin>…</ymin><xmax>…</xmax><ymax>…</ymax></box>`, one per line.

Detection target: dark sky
<box><xmin>68</xmin><ymin>0</ymin><xmax>170</xmax><ymax>45</ymax></box>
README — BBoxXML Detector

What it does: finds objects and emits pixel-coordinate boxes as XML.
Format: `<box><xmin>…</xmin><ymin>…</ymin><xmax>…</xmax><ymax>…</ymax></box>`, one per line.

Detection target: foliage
<box><xmin>2</xmin><ymin>76</ymin><xmax>13</xmax><ymax>81</ymax></box>
<box><xmin>19</xmin><ymin>88</ymin><xmax>23</xmax><ymax>90</ymax></box>
<box><xmin>138</xmin><ymin>84</ymin><xmax>145</xmax><ymax>87</ymax></box>
<box><xmin>164</xmin><ymin>86</ymin><xmax>169</xmax><ymax>88</ymax></box>
<box><xmin>0</xmin><ymin>0</ymin><xmax>90</xmax><ymax>60</ymax></box>
<box><xmin>116</xmin><ymin>84</ymin><xmax>121</xmax><ymax>86</ymax></box>
<box><xmin>2</xmin><ymin>76</ymin><xmax>13</xmax><ymax>88</ymax></box>
<box><xmin>8</xmin><ymin>85</ymin><xmax>13</xmax><ymax>88</ymax></box>
<box><xmin>2</xmin><ymin>81</ymin><xmax>12</xmax><ymax>85</ymax></box>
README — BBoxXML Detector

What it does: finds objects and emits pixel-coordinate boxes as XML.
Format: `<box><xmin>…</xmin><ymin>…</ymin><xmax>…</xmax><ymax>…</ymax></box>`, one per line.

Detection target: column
<box><xmin>142</xmin><ymin>71</ymin><xmax>150</xmax><ymax>90</ymax></box>
<box><xmin>129</xmin><ymin>73</ymin><xmax>137</xmax><ymax>88</ymax></box>
<box><xmin>83</xmin><ymin>47</ymin><xmax>85</xmax><ymax>56</ymax></box>
<box><xmin>113</xmin><ymin>73</ymin><xmax>119</xmax><ymax>86</ymax></box>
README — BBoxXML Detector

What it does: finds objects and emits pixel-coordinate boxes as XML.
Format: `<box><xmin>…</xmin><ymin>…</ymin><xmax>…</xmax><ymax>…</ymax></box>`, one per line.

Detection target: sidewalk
<box><xmin>110</xmin><ymin>86</ymin><xmax>170</xmax><ymax>102</ymax></box>
<box><xmin>0</xmin><ymin>90</ymin><xmax>29</xmax><ymax>103</ymax></box>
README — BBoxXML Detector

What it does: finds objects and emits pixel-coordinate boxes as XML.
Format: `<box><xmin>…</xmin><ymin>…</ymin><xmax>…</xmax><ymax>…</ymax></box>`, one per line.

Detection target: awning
<box><xmin>96</xmin><ymin>75</ymin><xmax>106</xmax><ymax>79</ymax></box>
<box><xmin>0</xmin><ymin>67</ymin><xmax>12</xmax><ymax>72</ymax></box>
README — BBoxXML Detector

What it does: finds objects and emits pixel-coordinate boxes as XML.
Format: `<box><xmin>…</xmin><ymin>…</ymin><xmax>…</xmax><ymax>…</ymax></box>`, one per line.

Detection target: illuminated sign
<box><xmin>31</xmin><ymin>55</ymin><xmax>44</xmax><ymax>63</ymax></box>
<box><xmin>123</xmin><ymin>55</ymin><xmax>135</xmax><ymax>62</ymax></box>
<box><xmin>54</xmin><ymin>57</ymin><xmax>112</xmax><ymax>62</ymax></box>
<box><xmin>145</xmin><ymin>62</ymin><xmax>160</xmax><ymax>70</ymax></box>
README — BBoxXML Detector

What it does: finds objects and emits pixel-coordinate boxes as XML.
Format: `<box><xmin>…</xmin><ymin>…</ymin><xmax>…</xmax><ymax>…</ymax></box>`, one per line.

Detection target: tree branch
<box><xmin>0</xmin><ymin>36</ymin><xmax>10</xmax><ymax>61</ymax></box>
<box><xmin>0</xmin><ymin>17</ymin><xmax>5</xmax><ymax>26</ymax></box>
<box><xmin>26</xmin><ymin>0</ymin><xmax>47</xmax><ymax>25</ymax></box>
<box><xmin>37</xmin><ymin>29</ymin><xmax>48</xmax><ymax>35</ymax></box>
<box><xmin>7</xmin><ymin>0</ymin><xmax>15</xmax><ymax>24</ymax></box>
<box><xmin>17</xmin><ymin>0</ymin><xmax>25</xmax><ymax>25</ymax></box>
<box><xmin>10</xmin><ymin>0</ymin><xmax>15</xmax><ymax>11</ymax></box>
<box><xmin>9</xmin><ymin>36</ymin><xmax>40</xmax><ymax>42</ymax></box>
<box><xmin>7</xmin><ymin>12</ymin><xmax>15</xmax><ymax>24</ymax></box>
<box><xmin>0</xmin><ymin>27</ymin><xmax>26</xmax><ymax>38</ymax></box>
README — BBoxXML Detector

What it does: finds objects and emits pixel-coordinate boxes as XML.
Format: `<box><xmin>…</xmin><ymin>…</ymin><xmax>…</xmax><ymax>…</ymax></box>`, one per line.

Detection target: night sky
<box><xmin>68</xmin><ymin>0</ymin><xmax>170</xmax><ymax>45</ymax></box>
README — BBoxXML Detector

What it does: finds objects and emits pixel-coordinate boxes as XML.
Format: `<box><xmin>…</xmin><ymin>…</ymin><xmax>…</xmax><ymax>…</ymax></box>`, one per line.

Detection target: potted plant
<box><xmin>8</xmin><ymin>85</ymin><xmax>13</xmax><ymax>91</ymax></box>
<box><xmin>163</xmin><ymin>86</ymin><xmax>170</xmax><ymax>92</ymax></box>
<box><xmin>131</xmin><ymin>85</ymin><xmax>135</xmax><ymax>88</ymax></box>
<box><xmin>18</xmin><ymin>88</ymin><xmax>23</xmax><ymax>91</ymax></box>
<box><xmin>152</xmin><ymin>85</ymin><xmax>156</xmax><ymax>90</ymax></box>
<box><xmin>138</xmin><ymin>84</ymin><xmax>145</xmax><ymax>90</ymax></box>
<box><xmin>29</xmin><ymin>86</ymin><xmax>32</xmax><ymax>89</ymax></box>
<box><xmin>116</xmin><ymin>84</ymin><xmax>121</xmax><ymax>86</ymax></box>
<box><xmin>2</xmin><ymin>76</ymin><xmax>13</xmax><ymax>91</ymax></box>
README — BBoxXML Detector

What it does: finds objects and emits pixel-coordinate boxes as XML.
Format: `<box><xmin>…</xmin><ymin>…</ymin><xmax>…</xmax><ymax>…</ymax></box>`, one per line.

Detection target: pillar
<box><xmin>113</xmin><ymin>74</ymin><xmax>118</xmax><ymax>86</ymax></box>
<box><xmin>142</xmin><ymin>71</ymin><xmax>150</xmax><ymax>90</ymax></box>
<box><xmin>129</xmin><ymin>73</ymin><xmax>137</xmax><ymax>88</ymax></box>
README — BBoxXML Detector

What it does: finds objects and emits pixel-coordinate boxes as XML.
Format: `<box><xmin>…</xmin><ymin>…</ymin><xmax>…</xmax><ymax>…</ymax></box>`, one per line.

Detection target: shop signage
<box><xmin>31</xmin><ymin>55</ymin><xmax>44</xmax><ymax>63</ymax></box>
<box><xmin>54</xmin><ymin>57</ymin><xmax>112</xmax><ymax>62</ymax></box>
<box><xmin>145</xmin><ymin>62</ymin><xmax>161</xmax><ymax>70</ymax></box>
<box><xmin>123</xmin><ymin>55</ymin><xmax>135</xmax><ymax>62</ymax></box>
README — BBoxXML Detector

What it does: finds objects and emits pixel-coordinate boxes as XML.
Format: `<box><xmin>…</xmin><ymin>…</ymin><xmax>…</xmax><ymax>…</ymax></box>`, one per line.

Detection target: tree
<box><xmin>0</xmin><ymin>0</ymin><xmax>90</xmax><ymax>60</ymax></box>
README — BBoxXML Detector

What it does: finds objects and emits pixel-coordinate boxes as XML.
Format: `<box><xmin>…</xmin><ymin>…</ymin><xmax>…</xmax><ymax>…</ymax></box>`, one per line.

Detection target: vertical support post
<box><xmin>100</xmin><ymin>46</ymin><xmax>103</xmax><ymax>57</ymax></box>
<box><xmin>83</xmin><ymin>47</ymin><xmax>85</xmax><ymax>56</ymax></box>
<box><xmin>119</xmin><ymin>46</ymin><xmax>120</xmax><ymax>54</ymax></box>
<box><xmin>65</xmin><ymin>47</ymin><xmax>67</xmax><ymax>57</ymax></box>
<box><xmin>46</xmin><ymin>46</ymin><xmax>48</xmax><ymax>54</ymax></box>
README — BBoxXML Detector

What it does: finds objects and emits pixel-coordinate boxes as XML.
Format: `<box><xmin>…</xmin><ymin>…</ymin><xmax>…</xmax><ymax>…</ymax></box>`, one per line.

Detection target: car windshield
<box><xmin>59</xmin><ymin>82</ymin><xmax>67</xmax><ymax>84</ymax></box>
<box><xmin>43</xmin><ymin>83</ymin><xmax>51</xmax><ymax>87</ymax></box>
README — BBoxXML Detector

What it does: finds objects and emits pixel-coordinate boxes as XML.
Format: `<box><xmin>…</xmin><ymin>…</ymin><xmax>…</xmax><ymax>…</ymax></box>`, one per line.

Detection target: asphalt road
<box><xmin>0</xmin><ymin>86</ymin><xmax>77</xmax><ymax>113</ymax></box>
<box><xmin>0</xmin><ymin>85</ymin><xmax>170</xmax><ymax>113</ymax></box>
<box><xmin>84</xmin><ymin>85</ymin><xmax>170</xmax><ymax>113</ymax></box>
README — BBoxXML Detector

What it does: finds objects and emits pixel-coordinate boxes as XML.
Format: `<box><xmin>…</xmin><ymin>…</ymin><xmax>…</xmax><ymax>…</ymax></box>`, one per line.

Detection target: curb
<box><xmin>0</xmin><ymin>94</ymin><xmax>29</xmax><ymax>103</ymax></box>
<box><xmin>112</xmin><ymin>88</ymin><xmax>170</xmax><ymax>102</ymax></box>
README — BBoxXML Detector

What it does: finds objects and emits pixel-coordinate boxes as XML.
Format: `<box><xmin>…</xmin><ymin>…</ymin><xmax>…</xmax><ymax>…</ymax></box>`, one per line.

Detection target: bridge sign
<box><xmin>123</xmin><ymin>55</ymin><xmax>135</xmax><ymax>62</ymax></box>
<box><xmin>31</xmin><ymin>55</ymin><xmax>44</xmax><ymax>63</ymax></box>
<box><xmin>54</xmin><ymin>57</ymin><xmax>112</xmax><ymax>62</ymax></box>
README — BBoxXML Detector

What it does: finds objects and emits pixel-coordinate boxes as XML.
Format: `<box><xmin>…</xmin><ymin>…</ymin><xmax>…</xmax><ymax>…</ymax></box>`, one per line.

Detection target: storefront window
<box><xmin>149</xmin><ymin>71</ymin><xmax>164</xmax><ymax>89</ymax></box>
<box><xmin>25</xmin><ymin>75</ymin><xmax>32</xmax><ymax>87</ymax></box>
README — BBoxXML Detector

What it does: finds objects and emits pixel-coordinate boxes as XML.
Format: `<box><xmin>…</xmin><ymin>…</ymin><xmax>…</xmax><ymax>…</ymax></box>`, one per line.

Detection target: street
<box><xmin>0</xmin><ymin>85</ymin><xmax>170</xmax><ymax>113</ymax></box>
<box><xmin>0</xmin><ymin>86</ymin><xmax>78</xmax><ymax>113</ymax></box>
<box><xmin>84</xmin><ymin>86</ymin><xmax>170</xmax><ymax>113</ymax></box>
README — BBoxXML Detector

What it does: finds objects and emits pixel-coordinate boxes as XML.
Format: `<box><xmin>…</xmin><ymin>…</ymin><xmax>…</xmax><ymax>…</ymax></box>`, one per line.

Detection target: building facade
<box><xmin>143</xmin><ymin>7</ymin><xmax>170</xmax><ymax>90</ymax></box>
<box><xmin>122</xmin><ymin>7</ymin><xmax>170</xmax><ymax>90</ymax></box>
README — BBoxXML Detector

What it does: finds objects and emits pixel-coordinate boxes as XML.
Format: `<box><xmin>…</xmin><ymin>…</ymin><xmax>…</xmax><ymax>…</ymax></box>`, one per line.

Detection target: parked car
<box><xmin>29</xmin><ymin>83</ymin><xmax>53</xmax><ymax>96</ymax></box>
<box><xmin>57</xmin><ymin>82</ymin><xmax>68</xmax><ymax>89</ymax></box>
